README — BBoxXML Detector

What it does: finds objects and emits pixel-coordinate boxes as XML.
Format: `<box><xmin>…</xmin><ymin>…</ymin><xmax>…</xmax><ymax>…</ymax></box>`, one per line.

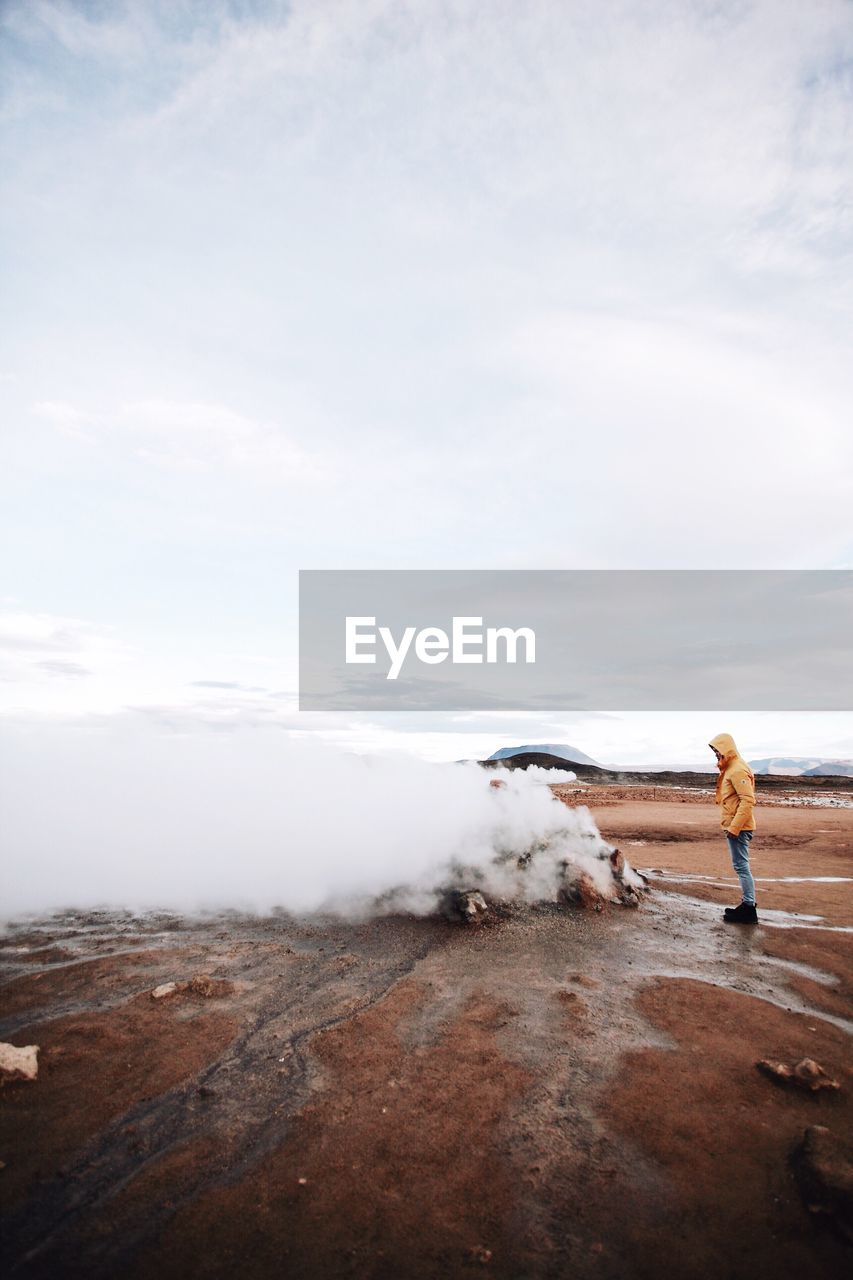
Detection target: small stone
<box><xmin>793</xmin><ymin>1059</ymin><xmax>841</xmax><ymax>1091</ymax></box>
<box><xmin>0</xmin><ymin>1043</ymin><xmax>39</xmax><ymax>1083</ymax></box>
<box><xmin>757</xmin><ymin>1058</ymin><xmax>840</xmax><ymax>1093</ymax></box>
<box><xmin>467</xmin><ymin>1245</ymin><xmax>492</xmax><ymax>1264</ymax></box>
<box><xmin>151</xmin><ymin>982</ymin><xmax>178</xmax><ymax>1000</ymax></box>
<box><xmin>297</xmin><ymin>1176</ymin><xmax>308</xmax><ymax>1186</ymax></box>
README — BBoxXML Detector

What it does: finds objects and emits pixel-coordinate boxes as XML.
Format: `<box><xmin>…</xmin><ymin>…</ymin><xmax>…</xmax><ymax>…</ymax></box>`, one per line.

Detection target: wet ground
<box><xmin>1</xmin><ymin>791</ymin><xmax>851</xmax><ymax>1278</ymax></box>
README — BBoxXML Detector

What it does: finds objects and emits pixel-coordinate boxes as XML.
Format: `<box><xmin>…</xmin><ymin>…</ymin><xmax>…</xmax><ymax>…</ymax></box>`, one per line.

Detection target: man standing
<box><xmin>709</xmin><ymin>732</ymin><xmax>758</xmax><ymax>924</ymax></box>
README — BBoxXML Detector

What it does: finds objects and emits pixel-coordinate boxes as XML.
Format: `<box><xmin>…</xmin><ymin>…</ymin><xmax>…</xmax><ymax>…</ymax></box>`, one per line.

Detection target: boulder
<box><xmin>0</xmin><ymin>1042</ymin><xmax>39</xmax><ymax>1083</ymax></box>
<box><xmin>559</xmin><ymin>872</ymin><xmax>607</xmax><ymax>912</ymax></box>
<box><xmin>442</xmin><ymin>889</ymin><xmax>489</xmax><ymax>924</ymax></box>
<box><xmin>793</xmin><ymin>1125</ymin><xmax>853</xmax><ymax>1241</ymax></box>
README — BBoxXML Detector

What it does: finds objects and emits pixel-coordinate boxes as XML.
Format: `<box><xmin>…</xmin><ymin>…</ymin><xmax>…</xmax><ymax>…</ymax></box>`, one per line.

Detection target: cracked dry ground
<box><xmin>1</xmin><ymin>793</ymin><xmax>851</xmax><ymax>1279</ymax></box>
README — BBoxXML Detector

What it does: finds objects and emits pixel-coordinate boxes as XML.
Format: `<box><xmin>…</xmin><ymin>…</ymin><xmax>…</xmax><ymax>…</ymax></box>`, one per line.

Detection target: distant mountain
<box><xmin>488</xmin><ymin>743</ymin><xmax>601</xmax><ymax>767</ymax></box>
<box><xmin>750</xmin><ymin>758</ymin><xmax>821</xmax><ymax>776</ymax></box>
<box><xmin>750</xmin><ymin>757</ymin><xmax>853</xmax><ymax>777</ymax></box>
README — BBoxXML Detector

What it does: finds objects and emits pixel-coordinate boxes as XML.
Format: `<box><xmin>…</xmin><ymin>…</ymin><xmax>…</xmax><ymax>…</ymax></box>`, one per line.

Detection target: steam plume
<box><xmin>0</xmin><ymin>726</ymin><xmax>630</xmax><ymax>921</ymax></box>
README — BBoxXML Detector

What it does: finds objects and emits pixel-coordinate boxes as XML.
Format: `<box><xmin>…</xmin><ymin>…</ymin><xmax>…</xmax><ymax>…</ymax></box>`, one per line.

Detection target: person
<box><xmin>709</xmin><ymin>732</ymin><xmax>757</xmax><ymax>924</ymax></box>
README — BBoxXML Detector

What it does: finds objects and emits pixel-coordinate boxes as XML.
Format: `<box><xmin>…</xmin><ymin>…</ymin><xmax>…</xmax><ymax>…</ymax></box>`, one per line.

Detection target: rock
<box><xmin>793</xmin><ymin>1059</ymin><xmax>842</xmax><ymax>1091</ymax></box>
<box><xmin>608</xmin><ymin>848</ymin><xmax>649</xmax><ymax>903</ymax></box>
<box><xmin>757</xmin><ymin>1058</ymin><xmax>840</xmax><ymax>1092</ymax></box>
<box><xmin>467</xmin><ymin>1245</ymin><xmax>492</xmax><ymax>1264</ymax></box>
<box><xmin>560</xmin><ymin>872</ymin><xmax>607</xmax><ymax>912</ymax></box>
<box><xmin>793</xmin><ymin>1126</ymin><xmax>853</xmax><ymax>1241</ymax></box>
<box><xmin>151</xmin><ymin>976</ymin><xmax>233</xmax><ymax>1001</ymax></box>
<box><xmin>442</xmin><ymin>889</ymin><xmax>489</xmax><ymax>925</ymax></box>
<box><xmin>609</xmin><ymin>848</ymin><xmax>626</xmax><ymax>878</ymax></box>
<box><xmin>0</xmin><ymin>1043</ymin><xmax>39</xmax><ymax>1083</ymax></box>
<box><xmin>757</xmin><ymin>1059</ymin><xmax>796</xmax><ymax>1085</ymax></box>
<box><xmin>184</xmin><ymin>975</ymin><xmax>233</xmax><ymax>999</ymax></box>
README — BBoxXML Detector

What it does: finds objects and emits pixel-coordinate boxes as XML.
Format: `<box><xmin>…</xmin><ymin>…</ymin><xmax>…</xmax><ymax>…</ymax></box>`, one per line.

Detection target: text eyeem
<box><xmin>345</xmin><ymin>616</ymin><xmax>536</xmax><ymax>681</ymax></box>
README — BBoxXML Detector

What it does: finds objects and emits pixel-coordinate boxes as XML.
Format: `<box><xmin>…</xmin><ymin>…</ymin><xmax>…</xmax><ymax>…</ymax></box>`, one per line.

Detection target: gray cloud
<box><xmin>188</xmin><ymin>680</ymin><xmax>269</xmax><ymax>692</ymax></box>
<box><xmin>37</xmin><ymin>660</ymin><xmax>91</xmax><ymax>678</ymax></box>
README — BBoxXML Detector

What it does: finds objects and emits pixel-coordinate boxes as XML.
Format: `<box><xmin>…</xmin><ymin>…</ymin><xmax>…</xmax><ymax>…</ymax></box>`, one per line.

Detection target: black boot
<box><xmin>723</xmin><ymin>901</ymin><xmax>758</xmax><ymax>924</ymax></box>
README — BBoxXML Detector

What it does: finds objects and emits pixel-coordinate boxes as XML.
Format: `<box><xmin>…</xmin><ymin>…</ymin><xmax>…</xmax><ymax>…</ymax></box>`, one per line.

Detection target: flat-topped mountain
<box><xmin>488</xmin><ymin>743</ymin><xmax>601</xmax><ymax>767</ymax></box>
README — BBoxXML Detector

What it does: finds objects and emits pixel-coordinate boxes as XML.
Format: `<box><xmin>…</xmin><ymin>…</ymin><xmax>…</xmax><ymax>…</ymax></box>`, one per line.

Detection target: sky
<box><xmin>1</xmin><ymin>0</ymin><xmax>852</xmax><ymax>768</ymax></box>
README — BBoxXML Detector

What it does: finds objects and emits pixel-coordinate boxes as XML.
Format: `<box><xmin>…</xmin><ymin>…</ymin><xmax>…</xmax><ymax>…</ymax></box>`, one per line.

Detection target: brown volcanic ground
<box><xmin>1</xmin><ymin>784</ymin><xmax>851</xmax><ymax>1279</ymax></box>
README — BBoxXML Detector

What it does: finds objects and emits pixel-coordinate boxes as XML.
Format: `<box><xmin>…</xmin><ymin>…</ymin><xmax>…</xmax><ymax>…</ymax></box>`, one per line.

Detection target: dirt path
<box><xmin>1</xmin><ymin>793</ymin><xmax>851</xmax><ymax>1278</ymax></box>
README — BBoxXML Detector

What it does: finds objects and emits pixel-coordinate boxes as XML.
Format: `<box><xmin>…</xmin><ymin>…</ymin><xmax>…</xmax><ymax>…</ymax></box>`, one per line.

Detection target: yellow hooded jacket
<box><xmin>709</xmin><ymin>732</ymin><xmax>756</xmax><ymax>836</ymax></box>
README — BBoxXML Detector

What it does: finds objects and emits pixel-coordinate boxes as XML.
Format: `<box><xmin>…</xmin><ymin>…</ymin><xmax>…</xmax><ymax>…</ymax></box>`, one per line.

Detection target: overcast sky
<box><xmin>1</xmin><ymin>0</ymin><xmax>851</xmax><ymax>766</ymax></box>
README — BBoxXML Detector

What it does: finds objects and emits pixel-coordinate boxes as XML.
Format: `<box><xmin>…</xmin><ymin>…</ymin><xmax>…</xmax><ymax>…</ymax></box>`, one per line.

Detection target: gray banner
<box><xmin>299</xmin><ymin>570</ymin><xmax>852</xmax><ymax>710</ymax></box>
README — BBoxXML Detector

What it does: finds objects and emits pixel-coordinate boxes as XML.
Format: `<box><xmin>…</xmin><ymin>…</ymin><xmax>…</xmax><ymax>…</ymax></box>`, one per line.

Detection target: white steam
<box><xmin>0</xmin><ymin>726</ymin><xmax>626</xmax><ymax>921</ymax></box>
<box><xmin>508</xmin><ymin>764</ymin><xmax>578</xmax><ymax>784</ymax></box>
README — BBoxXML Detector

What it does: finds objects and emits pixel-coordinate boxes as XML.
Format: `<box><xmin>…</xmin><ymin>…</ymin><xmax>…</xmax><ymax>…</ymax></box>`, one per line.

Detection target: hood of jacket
<box><xmin>709</xmin><ymin>732</ymin><xmax>739</xmax><ymax>765</ymax></box>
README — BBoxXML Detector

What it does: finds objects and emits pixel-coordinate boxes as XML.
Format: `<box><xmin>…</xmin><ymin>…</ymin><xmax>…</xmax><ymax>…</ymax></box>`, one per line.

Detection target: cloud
<box><xmin>32</xmin><ymin>398</ymin><xmax>324</xmax><ymax>480</ymax></box>
<box><xmin>31</xmin><ymin>400</ymin><xmax>95</xmax><ymax>440</ymax></box>
<box><xmin>0</xmin><ymin>610</ymin><xmax>108</xmax><ymax>655</ymax></box>
<box><xmin>0</xmin><ymin>611</ymin><xmax>127</xmax><ymax>698</ymax></box>
<box><xmin>120</xmin><ymin>400</ymin><xmax>322</xmax><ymax>478</ymax></box>
<box><xmin>189</xmin><ymin>679</ymin><xmax>268</xmax><ymax>691</ymax></box>
<box><xmin>115</xmin><ymin>0</ymin><xmax>853</xmax><ymax>275</ymax></box>
<box><xmin>3</xmin><ymin>0</ymin><xmax>151</xmax><ymax>62</ymax></box>
<box><xmin>36</xmin><ymin>659</ymin><xmax>91</xmax><ymax>678</ymax></box>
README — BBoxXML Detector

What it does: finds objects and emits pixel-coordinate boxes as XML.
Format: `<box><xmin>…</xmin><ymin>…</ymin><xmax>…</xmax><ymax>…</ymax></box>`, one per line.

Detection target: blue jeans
<box><xmin>726</xmin><ymin>830</ymin><xmax>756</xmax><ymax>905</ymax></box>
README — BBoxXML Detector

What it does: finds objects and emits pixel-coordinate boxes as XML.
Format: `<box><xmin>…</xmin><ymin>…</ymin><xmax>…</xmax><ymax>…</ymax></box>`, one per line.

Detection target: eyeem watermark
<box><xmin>346</xmin><ymin>616</ymin><xmax>536</xmax><ymax>680</ymax></box>
<box><xmin>300</xmin><ymin>569</ymin><xmax>853</xmax><ymax>710</ymax></box>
